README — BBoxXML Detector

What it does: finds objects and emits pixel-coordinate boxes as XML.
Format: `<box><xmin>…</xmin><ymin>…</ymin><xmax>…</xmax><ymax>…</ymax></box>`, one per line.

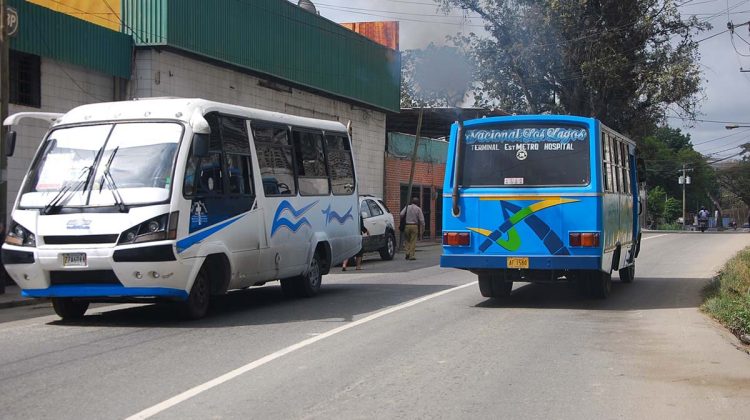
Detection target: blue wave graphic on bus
<box><xmin>322</xmin><ymin>205</ymin><xmax>353</xmax><ymax>225</ymax></box>
<box><xmin>271</xmin><ymin>200</ymin><xmax>318</xmax><ymax>236</ymax></box>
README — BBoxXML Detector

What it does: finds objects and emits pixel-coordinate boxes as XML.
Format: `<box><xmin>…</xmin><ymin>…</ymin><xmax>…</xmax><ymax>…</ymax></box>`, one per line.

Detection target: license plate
<box><xmin>62</xmin><ymin>253</ymin><xmax>87</xmax><ymax>267</ymax></box>
<box><xmin>507</xmin><ymin>257</ymin><xmax>529</xmax><ymax>269</ymax></box>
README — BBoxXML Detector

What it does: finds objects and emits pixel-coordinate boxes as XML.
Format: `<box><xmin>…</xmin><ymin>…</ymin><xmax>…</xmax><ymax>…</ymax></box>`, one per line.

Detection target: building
<box><xmin>385</xmin><ymin>108</ymin><xmax>508</xmax><ymax>240</ymax></box>
<box><xmin>4</xmin><ymin>0</ymin><xmax>400</xmax><ymax>217</ymax></box>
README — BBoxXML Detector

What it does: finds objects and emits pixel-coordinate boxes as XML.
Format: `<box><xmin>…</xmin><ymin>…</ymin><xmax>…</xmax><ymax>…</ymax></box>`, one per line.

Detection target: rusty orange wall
<box><xmin>341</xmin><ymin>21</ymin><xmax>399</xmax><ymax>51</ymax></box>
<box><xmin>28</xmin><ymin>0</ymin><xmax>121</xmax><ymax>30</ymax></box>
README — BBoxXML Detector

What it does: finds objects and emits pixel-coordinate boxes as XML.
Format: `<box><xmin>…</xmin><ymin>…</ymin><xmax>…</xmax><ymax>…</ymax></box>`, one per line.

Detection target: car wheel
<box><xmin>379</xmin><ymin>231</ymin><xmax>396</xmax><ymax>261</ymax></box>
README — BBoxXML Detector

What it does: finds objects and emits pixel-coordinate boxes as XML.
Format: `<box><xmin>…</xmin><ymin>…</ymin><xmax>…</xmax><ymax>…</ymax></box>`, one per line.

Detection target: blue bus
<box><xmin>440</xmin><ymin>115</ymin><xmax>641</xmax><ymax>299</ymax></box>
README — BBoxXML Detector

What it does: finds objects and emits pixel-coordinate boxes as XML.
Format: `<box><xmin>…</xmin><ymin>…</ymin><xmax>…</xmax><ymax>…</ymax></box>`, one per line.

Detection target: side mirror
<box><xmin>5</xmin><ymin>130</ymin><xmax>16</xmax><ymax>157</ymax></box>
<box><xmin>192</xmin><ymin>133</ymin><xmax>209</xmax><ymax>158</ymax></box>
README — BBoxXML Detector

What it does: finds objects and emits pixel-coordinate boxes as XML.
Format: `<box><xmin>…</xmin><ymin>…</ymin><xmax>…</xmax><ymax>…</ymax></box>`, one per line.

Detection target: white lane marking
<box><xmin>642</xmin><ymin>234</ymin><xmax>668</xmax><ymax>241</ymax></box>
<box><xmin>126</xmin><ymin>281</ymin><xmax>476</xmax><ymax>419</ymax></box>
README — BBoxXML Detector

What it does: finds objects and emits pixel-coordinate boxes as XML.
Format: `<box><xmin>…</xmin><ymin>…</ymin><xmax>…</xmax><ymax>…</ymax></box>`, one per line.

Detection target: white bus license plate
<box><xmin>62</xmin><ymin>253</ymin><xmax>87</xmax><ymax>267</ymax></box>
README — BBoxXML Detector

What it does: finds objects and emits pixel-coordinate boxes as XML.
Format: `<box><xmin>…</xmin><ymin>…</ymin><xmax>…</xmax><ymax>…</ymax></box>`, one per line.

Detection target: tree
<box><xmin>436</xmin><ymin>0</ymin><xmax>708</xmax><ymax>139</ymax></box>
<box><xmin>716</xmin><ymin>160</ymin><xmax>750</xmax><ymax>208</ymax></box>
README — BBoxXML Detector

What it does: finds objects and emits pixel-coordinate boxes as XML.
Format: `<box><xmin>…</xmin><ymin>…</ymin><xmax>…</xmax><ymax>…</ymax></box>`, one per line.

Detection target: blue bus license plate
<box><xmin>62</xmin><ymin>253</ymin><xmax>87</xmax><ymax>267</ymax></box>
<box><xmin>507</xmin><ymin>257</ymin><xmax>528</xmax><ymax>269</ymax></box>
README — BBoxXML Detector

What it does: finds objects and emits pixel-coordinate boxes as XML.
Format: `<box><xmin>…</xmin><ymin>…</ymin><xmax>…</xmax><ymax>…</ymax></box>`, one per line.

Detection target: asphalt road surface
<box><xmin>1</xmin><ymin>232</ymin><xmax>750</xmax><ymax>419</ymax></box>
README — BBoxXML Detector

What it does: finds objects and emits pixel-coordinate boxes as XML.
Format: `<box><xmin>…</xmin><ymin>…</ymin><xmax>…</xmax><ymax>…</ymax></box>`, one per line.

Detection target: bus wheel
<box><xmin>619</xmin><ymin>263</ymin><xmax>635</xmax><ymax>283</ymax></box>
<box><xmin>51</xmin><ymin>298</ymin><xmax>89</xmax><ymax>320</ymax></box>
<box><xmin>181</xmin><ymin>267</ymin><xmax>210</xmax><ymax>320</ymax></box>
<box><xmin>478</xmin><ymin>274</ymin><xmax>494</xmax><ymax>297</ymax></box>
<box><xmin>294</xmin><ymin>252</ymin><xmax>323</xmax><ymax>298</ymax></box>
<box><xmin>589</xmin><ymin>271</ymin><xmax>612</xmax><ymax>299</ymax></box>
<box><xmin>493</xmin><ymin>280</ymin><xmax>513</xmax><ymax>297</ymax></box>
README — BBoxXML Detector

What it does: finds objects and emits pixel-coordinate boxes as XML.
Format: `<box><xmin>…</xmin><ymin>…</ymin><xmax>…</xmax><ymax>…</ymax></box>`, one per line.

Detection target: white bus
<box><xmin>1</xmin><ymin>98</ymin><xmax>361</xmax><ymax>319</ymax></box>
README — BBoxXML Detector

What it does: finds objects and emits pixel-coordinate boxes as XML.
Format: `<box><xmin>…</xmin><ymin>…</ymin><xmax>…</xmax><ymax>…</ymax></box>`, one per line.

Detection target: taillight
<box><xmin>569</xmin><ymin>232</ymin><xmax>600</xmax><ymax>247</ymax></box>
<box><xmin>443</xmin><ymin>232</ymin><xmax>470</xmax><ymax>246</ymax></box>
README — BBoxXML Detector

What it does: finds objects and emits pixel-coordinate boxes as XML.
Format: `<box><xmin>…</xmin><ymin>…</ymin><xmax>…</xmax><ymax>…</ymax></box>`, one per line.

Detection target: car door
<box><xmin>365</xmin><ymin>199</ymin><xmax>387</xmax><ymax>248</ymax></box>
<box><xmin>360</xmin><ymin>200</ymin><xmax>376</xmax><ymax>252</ymax></box>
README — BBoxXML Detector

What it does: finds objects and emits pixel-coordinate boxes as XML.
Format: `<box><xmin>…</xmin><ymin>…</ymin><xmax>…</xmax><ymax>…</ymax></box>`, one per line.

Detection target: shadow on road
<box><xmin>49</xmin><ymin>281</ymin><xmax>453</xmax><ymax>328</ymax></box>
<box><xmin>475</xmin><ymin>276</ymin><xmax>708</xmax><ymax>311</ymax></box>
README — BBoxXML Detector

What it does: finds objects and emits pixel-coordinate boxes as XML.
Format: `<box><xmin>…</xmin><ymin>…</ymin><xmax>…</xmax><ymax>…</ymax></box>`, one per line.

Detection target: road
<box><xmin>1</xmin><ymin>233</ymin><xmax>749</xmax><ymax>419</ymax></box>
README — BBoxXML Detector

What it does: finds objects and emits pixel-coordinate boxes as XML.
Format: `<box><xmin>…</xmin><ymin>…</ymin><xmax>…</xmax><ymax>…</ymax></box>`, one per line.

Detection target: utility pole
<box><xmin>679</xmin><ymin>164</ymin><xmax>692</xmax><ymax>230</ymax></box>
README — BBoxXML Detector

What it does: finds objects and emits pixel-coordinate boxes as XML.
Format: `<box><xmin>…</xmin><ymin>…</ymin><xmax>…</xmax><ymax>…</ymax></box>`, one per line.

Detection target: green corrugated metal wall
<box><xmin>8</xmin><ymin>0</ymin><xmax>133</xmax><ymax>79</ymax></box>
<box><xmin>388</xmin><ymin>133</ymin><xmax>448</xmax><ymax>164</ymax></box>
<box><xmin>122</xmin><ymin>0</ymin><xmax>400</xmax><ymax>112</ymax></box>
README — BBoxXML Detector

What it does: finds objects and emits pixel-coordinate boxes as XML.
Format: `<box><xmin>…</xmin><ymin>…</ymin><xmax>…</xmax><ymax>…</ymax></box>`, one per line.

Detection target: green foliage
<box><xmin>717</xmin><ymin>160</ymin><xmax>750</xmax><ymax>208</ymax></box>
<box><xmin>647</xmin><ymin>186</ymin><xmax>666</xmax><ymax>222</ymax></box>
<box><xmin>436</xmin><ymin>0</ymin><xmax>708</xmax><ymax>138</ymax></box>
<box><xmin>663</xmin><ymin>197</ymin><xmax>681</xmax><ymax>223</ymax></box>
<box><xmin>702</xmin><ymin>248</ymin><xmax>750</xmax><ymax>337</ymax></box>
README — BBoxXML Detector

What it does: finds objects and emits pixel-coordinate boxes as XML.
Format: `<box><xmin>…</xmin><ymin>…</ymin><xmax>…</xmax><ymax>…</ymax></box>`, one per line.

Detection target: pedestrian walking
<box><xmin>400</xmin><ymin>197</ymin><xmax>425</xmax><ymax>260</ymax></box>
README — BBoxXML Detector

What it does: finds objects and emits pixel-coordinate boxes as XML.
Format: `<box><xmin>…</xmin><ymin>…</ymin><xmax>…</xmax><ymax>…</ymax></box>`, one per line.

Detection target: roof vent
<box><xmin>298</xmin><ymin>0</ymin><xmax>319</xmax><ymax>14</ymax></box>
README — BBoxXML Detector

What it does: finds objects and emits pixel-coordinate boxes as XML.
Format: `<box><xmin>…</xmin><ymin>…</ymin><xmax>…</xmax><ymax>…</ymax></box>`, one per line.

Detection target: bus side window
<box><xmin>602</xmin><ymin>132</ymin><xmax>611</xmax><ymax>192</ymax></box>
<box><xmin>325</xmin><ymin>134</ymin><xmax>355</xmax><ymax>195</ymax></box>
<box><xmin>621</xmin><ymin>142</ymin><xmax>630</xmax><ymax>194</ymax></box>
<box><xmin>220</xmin><ymin>116</ymin><xmax>254</xmax><ymax>199</ymax></box>
<box><xmin>252</xmin><ymin>124</ymin><xmax>297</xmax><ymax>196</ymax></box>
<box><xmin>292</xmin><ymin>130</ymin><xmax>330</xmax><ymax>196</ymax></box>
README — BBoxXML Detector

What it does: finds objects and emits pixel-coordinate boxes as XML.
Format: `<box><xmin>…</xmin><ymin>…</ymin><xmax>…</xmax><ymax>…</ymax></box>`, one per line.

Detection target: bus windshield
<box><xmin>20</xmin><ymin>122</ymin><xmax>183</xmax><ymax>209</ymax></box>
<box><xmin>460</xmin><ymin>123</ymin><xmax>590</xmax><ymax>187</ymax></box>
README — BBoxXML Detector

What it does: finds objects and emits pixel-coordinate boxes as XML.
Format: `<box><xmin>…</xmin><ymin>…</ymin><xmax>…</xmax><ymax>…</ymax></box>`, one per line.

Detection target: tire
<box><xmin>51</xmin><ymin>298</ymin><xmax>89</xmax><ymax>320</ymax></box>
<box><xmin>478</xmin><ymin>273</ymin><xmax>512</xmax><ymax>298</ymax></box>
<box><xmin>478</xmin><ymin>274</ymin><xmax>494</xmax><ymax>297</ymax></box>
<box><xmin>379</xmin><ymin>231</ymin><xmax>396</xmax><ymax>261</ymax></box>
<box><xmin>588</xmin><ymin>270</ymin><xmax>612</xmax><ymax>299</ymax></box>
<box><xmin>284</xmin><ymin>252</ymin><xmax>323</xmax><ymax>298</ymax></box>
<box><xmin>180</xmin><ymin>266</ymin><xmax>210</xmax><ymax>320</ymax></box>
<box><xmin>619</xmin><ymin>263</ymin><xmax>635</xmax><ymax>283</ymax></box>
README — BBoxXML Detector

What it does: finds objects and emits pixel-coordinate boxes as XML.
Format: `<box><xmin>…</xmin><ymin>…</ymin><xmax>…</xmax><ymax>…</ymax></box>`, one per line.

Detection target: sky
<box><xmin>298</xmin><ymin>0</ymin><xmax>750</xmax><ymax>161</ymax></box>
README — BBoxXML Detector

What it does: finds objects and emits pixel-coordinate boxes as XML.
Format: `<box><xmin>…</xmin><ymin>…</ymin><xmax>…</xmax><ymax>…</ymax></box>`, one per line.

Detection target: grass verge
<box><xmin>701</xmin><ymin>247</ymin><xmax>750</xmax><ymax>339</ymax></box>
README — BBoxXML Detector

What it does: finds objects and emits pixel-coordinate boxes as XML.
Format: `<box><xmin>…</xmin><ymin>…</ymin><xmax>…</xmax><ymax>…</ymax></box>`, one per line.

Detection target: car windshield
<box><xmin>460</xmin><ymin>123</ymin><xmax>590</xmax><ymax>187</ymax></box>
<box><xmin>20</xmin><ymin>122</ymin><xmax>183</xmax><ymax>209</ymax></box>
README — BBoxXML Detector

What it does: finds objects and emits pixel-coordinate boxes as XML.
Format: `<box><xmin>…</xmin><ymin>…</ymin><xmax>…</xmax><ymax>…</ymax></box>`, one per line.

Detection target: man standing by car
<box><xmin>400</xmin><ymin>197</ymin><xmax>425</xmax><ymax>260</ymax></box>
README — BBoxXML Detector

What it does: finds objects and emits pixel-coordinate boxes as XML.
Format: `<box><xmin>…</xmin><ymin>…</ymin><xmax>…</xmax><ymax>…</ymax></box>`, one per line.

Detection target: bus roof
<box><xmin>54</xmin><ymin>98</ymin><xmax>348</xmax><ymax>133</ymax></box>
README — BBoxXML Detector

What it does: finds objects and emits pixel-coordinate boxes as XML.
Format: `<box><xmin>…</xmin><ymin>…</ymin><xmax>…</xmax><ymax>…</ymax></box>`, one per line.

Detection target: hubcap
<box><xmin>309</xmin><ymin>259</ymin><xmax>321</xmax><ymax>288</ymax></box>
<box><xmin>387</xmin><ymin>236</ymin><xmax>395</xmax><ymax>257</ymax></box>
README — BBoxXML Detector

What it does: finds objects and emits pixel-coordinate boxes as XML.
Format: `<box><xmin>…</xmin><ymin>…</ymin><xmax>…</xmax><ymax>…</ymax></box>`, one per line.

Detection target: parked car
<box><xmin>359</xmin><ymin>195</ymin><xmax>396</xmax><ymax>260</ymax></box>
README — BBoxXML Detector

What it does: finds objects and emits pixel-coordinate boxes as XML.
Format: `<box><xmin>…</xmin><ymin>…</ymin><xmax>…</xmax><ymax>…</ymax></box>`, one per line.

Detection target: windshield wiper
<box><xmin>98</xmin><ymin>146</ymin><xmax>126</xmax><ymax>212</ymax></box>
<box><xmin>43</xmin><ymin>166</ymin><xmax>92</xmax><ymax>215</ymax></box>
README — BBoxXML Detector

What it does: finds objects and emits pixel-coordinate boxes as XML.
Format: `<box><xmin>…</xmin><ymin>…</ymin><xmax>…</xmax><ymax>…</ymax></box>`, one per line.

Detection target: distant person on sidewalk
<box><xmin>400</xmin><ymin>197</ymin><xmax>425</xmax><ymax>260</ymax></box>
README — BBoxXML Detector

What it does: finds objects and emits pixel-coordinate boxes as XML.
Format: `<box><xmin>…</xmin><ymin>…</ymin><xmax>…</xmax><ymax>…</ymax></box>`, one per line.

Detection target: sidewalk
<box><xmin>0</xmin><ymin>284</ymin><xmax>43</xmax><ymax>309</ymax></box>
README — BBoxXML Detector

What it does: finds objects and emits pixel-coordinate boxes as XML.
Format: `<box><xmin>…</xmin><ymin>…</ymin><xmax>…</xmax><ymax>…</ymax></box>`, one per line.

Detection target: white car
<box><xmin>359</xmin><ymin>195</ymin><xmax>396</xmax><ymax>260</ymax></box>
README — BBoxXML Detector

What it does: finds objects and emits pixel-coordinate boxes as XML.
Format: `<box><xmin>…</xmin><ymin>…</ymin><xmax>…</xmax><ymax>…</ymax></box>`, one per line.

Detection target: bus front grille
<box><xmin>44</xmin><ymin>235</ymin><xmax>119</xmax><ymax>245</ymax></box>
<box><xmin>50</xmin><ymin>270</ymin><xmax>121</xmax><ymax>285</ymax></box>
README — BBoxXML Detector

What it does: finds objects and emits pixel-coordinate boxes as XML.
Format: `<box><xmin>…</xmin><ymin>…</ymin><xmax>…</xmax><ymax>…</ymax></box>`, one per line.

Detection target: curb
<box><xmin>0</xmin><ymin>297</ymin><xmax>47</xmax><ymax>310</ymax></box>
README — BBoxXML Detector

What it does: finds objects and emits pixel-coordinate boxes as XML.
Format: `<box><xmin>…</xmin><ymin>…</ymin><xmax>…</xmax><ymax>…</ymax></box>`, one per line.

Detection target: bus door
<box><xmin>182</xmin><ymin>114</ymin><xmax>260</xmax><ymax>283</ymax></box>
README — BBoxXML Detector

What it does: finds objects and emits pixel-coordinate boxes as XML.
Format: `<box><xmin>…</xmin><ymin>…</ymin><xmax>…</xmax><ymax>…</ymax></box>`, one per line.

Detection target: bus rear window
<box><xmin>460</xmin><ymin>124</ymin><xmax>590</xmax><ymax>187</ymax></box>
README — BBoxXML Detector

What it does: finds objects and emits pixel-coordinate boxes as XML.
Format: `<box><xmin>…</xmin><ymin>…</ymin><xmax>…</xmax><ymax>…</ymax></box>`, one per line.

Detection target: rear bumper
<box><xmin>22</xmin><ymin>285</ymin><xmax>188</xmax><ymax>299</ymax></box>
<box><xmin>440</xmin><ymin>254</ymin><xmax>601</xmax><ymax>270</ymax></box>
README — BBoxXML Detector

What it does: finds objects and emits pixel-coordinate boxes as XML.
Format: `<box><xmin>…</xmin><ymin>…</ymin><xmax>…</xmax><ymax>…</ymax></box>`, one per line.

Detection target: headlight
<box><xmin>118</xmin><ymin>212</ymin><xmax>178</xmax><ymax>245</ymax></box>
<box><xmin>5</xmin><ymin>221</ymin><xmax>36</xmax><ymax>247</ymax></box>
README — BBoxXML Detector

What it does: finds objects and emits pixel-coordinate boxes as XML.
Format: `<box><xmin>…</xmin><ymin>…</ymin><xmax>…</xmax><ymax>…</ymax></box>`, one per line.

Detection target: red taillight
<box><xmin>443</xmin><ymin>232</ymin><xmax>470</xmax><ymax>246</ymax></box>
<box><xmin>569</xmin><ymin>232</ymin><xmax>599</xmax><ymax>247</ymax></box>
